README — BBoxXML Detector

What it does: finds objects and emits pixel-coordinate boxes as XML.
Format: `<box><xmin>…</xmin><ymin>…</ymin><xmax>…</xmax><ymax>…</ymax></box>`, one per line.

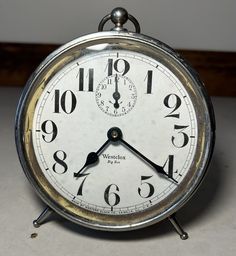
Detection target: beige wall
<box><xmin>0</xmin><ymin>0</ymin><xmax>235</xmax><ymax>51</ymax></box>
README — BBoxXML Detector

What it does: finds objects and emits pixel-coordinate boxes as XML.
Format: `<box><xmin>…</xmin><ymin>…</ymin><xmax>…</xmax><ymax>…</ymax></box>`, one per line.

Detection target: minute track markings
<box><xmin>30</xmin><ymin>49</ymin><xmax>197</xmax><ymax>217</ymax></box>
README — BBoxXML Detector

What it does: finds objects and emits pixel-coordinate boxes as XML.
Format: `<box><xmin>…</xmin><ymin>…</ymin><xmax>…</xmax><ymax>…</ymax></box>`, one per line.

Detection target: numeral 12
<box><xmin>106</xmin><ymin>58</ymin><xmax>130</xmax><ymax>76</ymax></box>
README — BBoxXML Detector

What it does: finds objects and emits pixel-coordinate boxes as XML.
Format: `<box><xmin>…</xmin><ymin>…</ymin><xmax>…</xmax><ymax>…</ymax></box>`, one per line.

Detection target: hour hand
<box><xmin>74</xmin><ymin>152</ymin><xmax>98</xmax><ymax>177</ymax></box>
<box><xmin>112</xmin><ymin>74</ymin><xmax>121</xmax><ymax>109</ymax></box>
<box><xmin>74</xmin><ymin>139</ymin><xmax>110</xmax><ymax>178</ymax></box>
<box><xmin>74</xmin><ymin>127</ymin><xmax>121</xmax><ymax>178</ymax></box>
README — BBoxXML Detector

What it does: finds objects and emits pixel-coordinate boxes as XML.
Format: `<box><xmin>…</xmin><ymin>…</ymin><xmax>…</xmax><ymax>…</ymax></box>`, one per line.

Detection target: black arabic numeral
<box><xmin>96</xmin><ymin>92</ymin><xmax>101</xmax><ymax>98</ymax></box>
<box><xmin>77</xmin><ymin>173</ymin><xmax>89</xmax><ymax>196</ymax></box>
<box><xmin>54</xmin><ymin>90</ymin><xmax>77</xmax><ymax>114</ymax></box>
<box><xmin>145</xmin><ymin>70</ymin><xmax>153</xmax><ymax>94</ymax></box>
<box><xmin>101</xmin><ymin>84</ymin><xmax>107</xmax><ymax>90</ymax></box>
<box><xmin>41</xmin><ymin>120</ymin><xmax>58</xmax><ymax>143</ymax></box>
<box><xmin>172</xmin><ymin>125</ymin><xmax>189</xmax><ymax>148</ymax></box>
<box><xmin>104</xmin><ymin>184</ymin><xmax>120</xmax><ymax>206</ymax></box>
<box><xmin>52</xmin><ymin>150</ymin><xmax>68</xmax><ymax>174</ymax></box>
<box><xmin>138</xmin><ymin>175</ymin><xmax>155</xmax><ymax>198</ymax></box>
<box><xmin>107</xmin><ymin>58</ymin><xmax>113</xmax><ymax>76</ymax></box>
<box><xmin>164</xmin><ymin>94</ymin><xmax>181</xmax><ymax>118</ymax></box>
<box><xmin>107</xmin><ymin>58</ymin><xmax>130</xmax><ymax>76</ymax></box>
<box><xmin>163</xmin><ymin>155</ymin><xmax>175</xmax><ymax>179</ymax></box>
<box><xmin>78</xmin><ymin>68</ymin><xmax>94</xmax><ymax>92</ymax></box>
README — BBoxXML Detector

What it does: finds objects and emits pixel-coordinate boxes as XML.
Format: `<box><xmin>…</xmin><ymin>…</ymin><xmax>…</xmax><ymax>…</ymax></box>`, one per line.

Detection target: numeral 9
<box><xmin>41</xmin><ymin>120</ymin><xmax>58</xmax><ymax>143</ymax></box>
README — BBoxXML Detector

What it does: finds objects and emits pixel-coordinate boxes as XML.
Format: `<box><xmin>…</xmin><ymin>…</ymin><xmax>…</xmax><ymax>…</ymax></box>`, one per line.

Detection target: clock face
<box><xmin>16</xmin><ymin>33</ymin><xmax>214</xmax><ymax>230</ymax></box>
<box><xmin>95</xmin><ymin>74</ymin><xmax>137</xmax><ymax>117</ymax></box>
<box><xmin>32</xmin><ymin>49</ymin><xmax>197</xmax><ymax>215</ymax></box>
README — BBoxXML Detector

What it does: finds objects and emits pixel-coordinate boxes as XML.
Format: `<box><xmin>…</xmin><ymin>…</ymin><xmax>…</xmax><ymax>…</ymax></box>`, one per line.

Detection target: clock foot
<box><xmin>33</xmin><ymin>206</ymin><xmax>53</xmax><ymax>228</ymax></box>
<box><xmin>168</xmin><ymin>214</ymin><xmax>189</xmax><ymax>240</ymax></box>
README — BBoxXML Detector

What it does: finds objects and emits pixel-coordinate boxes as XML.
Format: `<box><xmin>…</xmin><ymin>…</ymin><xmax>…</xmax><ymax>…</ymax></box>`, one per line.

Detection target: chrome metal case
<box><xmin>15</xmin><ymin>30</ymin><xmax>215</xmax><ymax>231</ymax></box>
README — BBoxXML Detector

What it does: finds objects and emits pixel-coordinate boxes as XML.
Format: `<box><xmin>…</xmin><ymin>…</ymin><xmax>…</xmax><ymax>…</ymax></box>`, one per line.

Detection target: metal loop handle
<box><xmin>98</xmin><ymin>7</ymin><xmax>141</xmax><ymax>33</ymax></box>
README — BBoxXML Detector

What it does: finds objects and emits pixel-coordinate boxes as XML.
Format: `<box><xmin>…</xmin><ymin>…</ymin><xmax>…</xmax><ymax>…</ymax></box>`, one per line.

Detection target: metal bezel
<box><xmin>15</xmin><ymin>31</ymin><xmax>215</xmax><ymax>231</ymax></box>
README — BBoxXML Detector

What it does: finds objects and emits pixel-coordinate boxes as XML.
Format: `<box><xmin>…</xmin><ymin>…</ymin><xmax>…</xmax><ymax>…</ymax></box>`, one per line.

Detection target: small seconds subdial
<box><xmin>95</xmin><ymin>74</ymin><xmax>137</xmax><ymax>116</ymax></box>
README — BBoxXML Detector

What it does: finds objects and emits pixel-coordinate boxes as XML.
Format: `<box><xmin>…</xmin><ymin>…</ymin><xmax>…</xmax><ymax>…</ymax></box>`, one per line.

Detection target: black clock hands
<box><xmin>74</xmin><ymin>128</ymin><xmax>121</xmax><ymax>178</ymax></box>
<box><xmin>74</xmin><ymin>127</ymin><xmax>177</xmax><ymax>183</ymax></box>
<box><xmin>108</xmin><ymin>127</ymin><xmax>178</xmax><ymax>184</ymax></box>
<box><xmin>120</xmin><ymin>138</ymin><xmax>178</xmax><ymax>183</ymax></box>
<box><xmin>112</xmin><ymin>74</ymin><xmax>121</xmax><ymax>109</ymax></box>
<box><xmin>74</xmin><ymin>139</ymin><xmax>110</xmax><ymax>178</ymax></box>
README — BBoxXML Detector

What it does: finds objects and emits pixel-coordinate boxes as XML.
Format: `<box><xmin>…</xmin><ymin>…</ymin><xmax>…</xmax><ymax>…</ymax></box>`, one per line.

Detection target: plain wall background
<box><xmin>0</xmin><ymin>0</ymin><xmax>235</xmax><ymax>51</ymax></box>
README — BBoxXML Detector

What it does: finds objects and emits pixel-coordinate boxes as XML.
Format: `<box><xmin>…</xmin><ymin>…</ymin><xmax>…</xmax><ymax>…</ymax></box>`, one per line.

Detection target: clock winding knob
<box><xmin>110</xmin><ymin>7</ymin><xmax>129</xmax><ymax>29</ymax></box>
<box><xmin>98</xmin><ymin>7</ymin><xmax>141</xmax><ymax>33</ymax></box>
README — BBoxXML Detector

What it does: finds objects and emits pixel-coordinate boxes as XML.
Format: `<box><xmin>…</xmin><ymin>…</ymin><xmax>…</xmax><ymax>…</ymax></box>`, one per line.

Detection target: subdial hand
<box><xmin>112</xmin><ymin>74</ymin><xmax>121</xmax><ymax>109</ymax></box>
<box><xmin>108</xmin><ymin>127</ymin><xmax>178</xmax><ymax>183</ymax></box>
<box><xmin>74</xmin><ymin>139</ymin><xmax>110</xmax><ymax>178</ymax></box>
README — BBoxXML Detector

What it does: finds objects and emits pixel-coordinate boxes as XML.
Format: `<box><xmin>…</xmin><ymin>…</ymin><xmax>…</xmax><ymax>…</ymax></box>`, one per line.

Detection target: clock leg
<box><xmin>168</xmin><ymin>214</ymin><xmax>189</xmax><ymax>240</ymax></box>
<box><xmin>33</xmin><ymin>206</ymin><xmax>53</xmax><ymax>228</ymax></box>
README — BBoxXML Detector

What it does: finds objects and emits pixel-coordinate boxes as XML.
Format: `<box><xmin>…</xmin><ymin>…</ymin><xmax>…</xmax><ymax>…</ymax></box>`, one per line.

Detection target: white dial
<box><xmin>32</xmin><ymin>49</ymin><xmax>198</xmax><ymax>215</ymax></box>
<box><xmin>95</xmin><ymin>74</ymin><xmax>137</xmax><ymax>117</ymax></box>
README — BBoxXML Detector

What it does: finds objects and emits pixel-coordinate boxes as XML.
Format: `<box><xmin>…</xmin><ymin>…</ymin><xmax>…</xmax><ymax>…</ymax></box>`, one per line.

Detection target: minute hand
<box><xmin>120</xmin><ymin>138</ymin><xmax>178</xmax><ymax>183</ymax></box>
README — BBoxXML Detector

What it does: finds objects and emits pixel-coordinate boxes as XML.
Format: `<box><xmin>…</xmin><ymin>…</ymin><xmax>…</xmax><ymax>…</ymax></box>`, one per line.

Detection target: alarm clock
<box><xmin>15</xmin><ymin>7</ymin><xmax>215</xmax><ymax>239</ymax></box>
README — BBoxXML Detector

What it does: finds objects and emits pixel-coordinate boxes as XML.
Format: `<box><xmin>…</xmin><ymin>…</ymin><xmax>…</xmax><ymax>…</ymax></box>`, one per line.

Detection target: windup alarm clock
<box><xmin>15</xmin><ymin>7</ymin><xmax>215</xmax><ymax>239</ymax></box>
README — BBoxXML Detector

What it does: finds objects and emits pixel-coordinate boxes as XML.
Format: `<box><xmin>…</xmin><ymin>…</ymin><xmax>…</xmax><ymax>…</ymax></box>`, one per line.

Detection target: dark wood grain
<box><xmin>0</xmin><ymin>43</ymin><xmax>235</xmax><ymax>96</ymax></box>
<box><xmin>0</xmin><ymin>43</ymin><xmax>57</xmax><ymax>88</ymax></box>
<box><xmin>178</xmin><ymin>50</ymin><xmax>236</xmax><ymax>96</ymax></box>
